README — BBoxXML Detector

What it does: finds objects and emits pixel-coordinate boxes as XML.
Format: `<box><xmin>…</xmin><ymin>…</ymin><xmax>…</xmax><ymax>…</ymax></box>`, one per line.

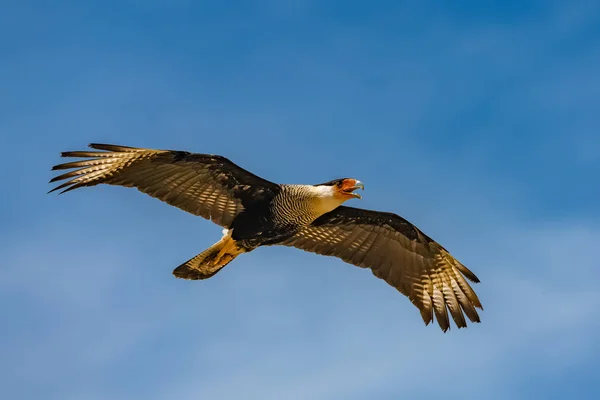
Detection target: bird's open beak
<box><xmin>343</xmin><ymin>180</ymin><xmax>364</xmax><ymax>199</ymax></box>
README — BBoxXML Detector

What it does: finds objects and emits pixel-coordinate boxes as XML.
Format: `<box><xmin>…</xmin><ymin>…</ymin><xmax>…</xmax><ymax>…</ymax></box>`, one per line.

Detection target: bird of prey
<box><xmin>49</xmin><ymin>143</ymin><xmax>482</xmax><ymax>332</ymax></box>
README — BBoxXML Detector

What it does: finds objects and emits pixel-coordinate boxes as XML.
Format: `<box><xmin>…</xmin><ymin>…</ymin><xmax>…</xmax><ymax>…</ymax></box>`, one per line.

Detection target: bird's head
<box><xmin>315</xmin><ymin>178</ymin><xmax>364</xmax><ymax>201</ymax></box>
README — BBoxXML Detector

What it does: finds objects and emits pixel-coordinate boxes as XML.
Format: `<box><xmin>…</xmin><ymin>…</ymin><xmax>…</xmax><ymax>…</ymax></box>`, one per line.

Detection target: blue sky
<box><xmin>2</xmin><ymin>1</ymin><xmax>600</xmax><ymax>399</ymax></box>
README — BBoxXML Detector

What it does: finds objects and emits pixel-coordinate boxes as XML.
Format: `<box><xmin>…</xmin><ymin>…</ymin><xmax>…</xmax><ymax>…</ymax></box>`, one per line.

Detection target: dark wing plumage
<box><xmin>49</xmin><ymin>143</ymin><xmax>279</xmax><ymax>228</ymax></box>
<box><xmin>280</xmin><ymin>206</ymin><xmax>482</xmax><ymax>332</ymax></box>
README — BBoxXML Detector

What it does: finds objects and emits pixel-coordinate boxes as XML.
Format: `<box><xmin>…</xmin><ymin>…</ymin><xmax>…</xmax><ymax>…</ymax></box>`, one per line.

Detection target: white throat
<box><xmin>305</xmin><ymin>185</ymin><xmax>345</xmax><ymax>215</ymax></box>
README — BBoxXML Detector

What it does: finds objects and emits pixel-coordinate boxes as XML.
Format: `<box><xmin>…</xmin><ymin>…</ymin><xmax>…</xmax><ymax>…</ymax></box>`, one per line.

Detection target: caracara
<box><xmin>49</xmin><ymin>143</ymin><xmax>483</xmax><ymax>332</ymax></box>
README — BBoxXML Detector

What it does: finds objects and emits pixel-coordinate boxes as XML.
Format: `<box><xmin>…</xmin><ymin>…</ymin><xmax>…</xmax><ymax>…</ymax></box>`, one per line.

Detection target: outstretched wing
<box><xmin>280</xmin><ymin>206</ymin><xmax>482</xmax><ymax>332</ymax></box>
<box><xmin>49</xmin><ymin>143</ymin><xmax>279</xmax><ymax>228</ymax></box>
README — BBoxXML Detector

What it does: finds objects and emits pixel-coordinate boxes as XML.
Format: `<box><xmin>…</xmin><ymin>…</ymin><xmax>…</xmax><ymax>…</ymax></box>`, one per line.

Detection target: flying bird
<box><xmin>49</xmin><ymin>143</ymin><xmax>483</xmax><ymax>332</ymax></box>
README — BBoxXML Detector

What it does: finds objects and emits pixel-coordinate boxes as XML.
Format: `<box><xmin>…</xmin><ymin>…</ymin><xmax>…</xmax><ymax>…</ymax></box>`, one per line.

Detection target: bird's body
<box><xmin>230</xmin><ymin>184</ymin><xmax>351</xmax><ymax>247</ymax></box>
<box><xmin>50</xmin><ymin>143</ymin><xmax>483</xmax><ymax>332</ymax></box>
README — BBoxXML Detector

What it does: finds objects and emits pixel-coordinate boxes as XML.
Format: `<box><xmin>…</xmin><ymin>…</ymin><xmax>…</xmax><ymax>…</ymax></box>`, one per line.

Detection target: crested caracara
<box><xmin>49</xmin><ymin>143</ymin><xmax>482</xmax><ymax>332</ymax></box>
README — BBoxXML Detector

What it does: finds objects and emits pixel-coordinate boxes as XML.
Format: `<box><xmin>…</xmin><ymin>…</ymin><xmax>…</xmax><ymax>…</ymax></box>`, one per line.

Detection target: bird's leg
<box><xmin>210</xmin><ymin>229</ymin><xmax>242</xmax><ymax>266</ymax></box>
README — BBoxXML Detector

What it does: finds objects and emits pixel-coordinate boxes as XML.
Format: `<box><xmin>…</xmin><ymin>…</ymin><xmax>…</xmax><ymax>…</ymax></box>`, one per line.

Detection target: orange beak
<box><xmin>340</xmin><ymin>179</ymin><xmax>364</xmax><ymax>199</ymax></box>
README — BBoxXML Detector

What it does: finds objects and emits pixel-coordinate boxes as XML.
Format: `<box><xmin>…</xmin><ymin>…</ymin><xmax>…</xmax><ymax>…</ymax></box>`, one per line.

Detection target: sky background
<box><xmin>2</xmin><ymin>1</ymin><xmax>600</xmax><ymax>399</ymax></box>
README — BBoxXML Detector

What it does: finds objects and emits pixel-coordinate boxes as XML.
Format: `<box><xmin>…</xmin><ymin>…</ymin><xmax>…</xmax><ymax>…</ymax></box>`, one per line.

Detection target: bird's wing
<box><xmin>280</xmin><ymin>206</ymin><xmax>482</xmax><ymax>331</ymax></box>
<box><xmin>49</xmin><ymin>143</ymin><xmax>279</xmax><ymax>228</ymax></box>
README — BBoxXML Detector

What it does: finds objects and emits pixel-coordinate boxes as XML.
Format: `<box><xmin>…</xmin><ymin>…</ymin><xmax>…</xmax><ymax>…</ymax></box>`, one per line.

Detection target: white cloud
<box><xmin>124</xmin><ymin>217</ymin><xmax>600</xmax><ymax>400</ymax></box>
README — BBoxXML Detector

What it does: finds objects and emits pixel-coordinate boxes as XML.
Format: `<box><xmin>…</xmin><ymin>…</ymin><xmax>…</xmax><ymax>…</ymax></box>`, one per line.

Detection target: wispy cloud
<box><xmin>136</xmin><ymin>213</ymin><xmax>600</xmax><ymax>400</ymax></box>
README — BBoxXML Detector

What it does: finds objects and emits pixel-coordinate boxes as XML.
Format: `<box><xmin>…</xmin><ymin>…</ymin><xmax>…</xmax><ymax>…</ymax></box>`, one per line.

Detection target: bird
<box><xmin>49</xmin><ymin>143</ymin><xmax>483</xmax><ymax>332</ymax></box>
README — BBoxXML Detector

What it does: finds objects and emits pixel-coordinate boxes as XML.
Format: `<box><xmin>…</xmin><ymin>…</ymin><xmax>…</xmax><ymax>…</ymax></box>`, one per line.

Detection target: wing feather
<box><xmin>281</xmin><ymin>206</ymin><xmax>482</xmax><ymax>332</ymax></box>
<box><xmin>49</xmin><ymin>143</ymin><xmax>279</xmax><ymax>228</ymax></box>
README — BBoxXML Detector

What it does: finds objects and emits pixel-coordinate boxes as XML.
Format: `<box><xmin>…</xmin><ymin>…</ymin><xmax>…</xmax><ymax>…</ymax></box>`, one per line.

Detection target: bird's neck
<box><xmin>273</xmin><ymin>185</ymin><xmax>345</xmax><ymax>225</ymax></box>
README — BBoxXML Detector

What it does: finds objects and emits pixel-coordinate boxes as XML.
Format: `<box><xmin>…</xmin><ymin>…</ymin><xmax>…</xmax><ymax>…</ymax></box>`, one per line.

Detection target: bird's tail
<box><xmin>173</xmin><ymin>229</ymin><xmax>246</xmax><ymax>280</ymax></box>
